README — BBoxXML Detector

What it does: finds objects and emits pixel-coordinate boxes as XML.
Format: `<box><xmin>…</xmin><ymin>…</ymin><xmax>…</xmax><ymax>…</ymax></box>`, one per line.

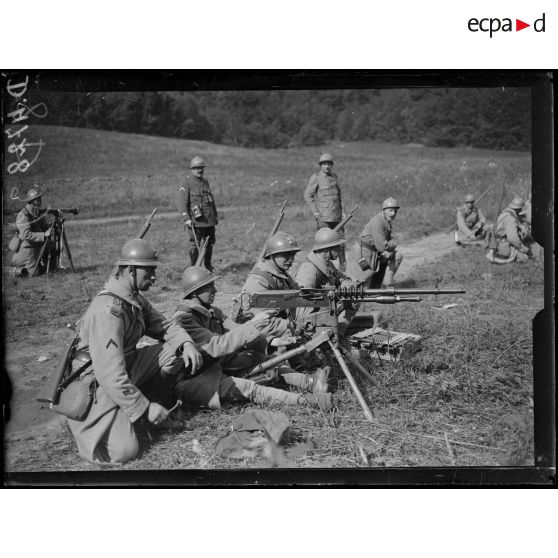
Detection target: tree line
<box><xmin>35</xmin><ymin>88</ymin><xmax>531</xmax><ymax>150</ymax></box>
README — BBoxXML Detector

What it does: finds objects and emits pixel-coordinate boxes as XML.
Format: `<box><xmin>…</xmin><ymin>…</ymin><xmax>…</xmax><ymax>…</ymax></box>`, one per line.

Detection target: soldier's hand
<box><xmin>270</xmin><ymin>335</ymin><xmax>297</xmax><ymax>347</ymax></box>
<box><xmin>148</xmin><ymin>402</ymin><xmax>169</xmax><ymax>425</ymax></box>
<box><xmin>184</xmin><ymin>219</ymin><xmax>192</xmax><ymax>228</ymax></box>
<box><xmin>313</xmin><ymin>212</ymin><xmax>320</xmax><ymax>221</ymax></box>
<box><xmin>251</xmin><ymin>310</ymin><xmax>274</xmax><ymax>331</ymax></box>
<box><xmin>182</xmin><ymin>342</ymin><xmax>203</xmax><ymax>376</ymax></box>
<box><xmin>381</xmin><ymin>250</ymin><xmax>392</xmax><ymax>260</ymax></box>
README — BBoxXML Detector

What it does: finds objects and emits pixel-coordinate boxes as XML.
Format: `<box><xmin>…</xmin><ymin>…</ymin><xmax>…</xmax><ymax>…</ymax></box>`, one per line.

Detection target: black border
<box><xmin>2</xmin><ymin>70</ymin><xmax>555</xmax><ymax>487</ymax></box>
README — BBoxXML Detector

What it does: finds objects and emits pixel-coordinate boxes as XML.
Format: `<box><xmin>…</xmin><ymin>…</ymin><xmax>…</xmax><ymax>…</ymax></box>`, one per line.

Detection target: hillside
<box><xmin>3</xmin><ymin>126</ymin><xmax>531</xmax><ymax>239</ymax></box>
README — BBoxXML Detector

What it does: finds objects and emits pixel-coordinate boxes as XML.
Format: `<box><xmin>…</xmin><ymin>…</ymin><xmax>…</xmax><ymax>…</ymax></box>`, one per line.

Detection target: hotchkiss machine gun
<box><xmin>244</xmin><ymin>284</ymin><xmax>465</xmax><ymax>421</ymax></box>
<box><xmin>31</xmin><ymin>206</ymin><xmax>80</xmax><ymax>277</ymax></box>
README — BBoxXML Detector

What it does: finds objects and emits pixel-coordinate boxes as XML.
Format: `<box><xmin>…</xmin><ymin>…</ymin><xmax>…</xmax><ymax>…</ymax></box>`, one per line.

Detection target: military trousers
<box><xmin>187</xmin><ymin>226</ymin><xmax>215</xmax><ymax>269</ymax></box>
<box><xmin>68</xmin><ymin>343</ymin><xmax>183</xmax><ymax>466</ymax></box>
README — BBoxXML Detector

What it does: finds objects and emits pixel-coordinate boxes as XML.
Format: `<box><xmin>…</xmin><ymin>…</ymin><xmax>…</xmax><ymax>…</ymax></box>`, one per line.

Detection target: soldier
<box><xmin>178</xmin><ymin>156</ymin><xmax>218</xmax><ymax>271</ymax></box>
<box><xmin>488</xmin><ymin>196</ymin><xmax>533</xmax><ymax>263</ymax></box>
<box><xmin>304</xmin><ymin>153</ymin><xmax>346</xmax><ymax>269</ymax></box>
<box><xmin>10</xmin><ymin>186</ymin><xmax>55</xmax><ymax>276</ymax></box>
<box><xmin>296</xmin><ymin>228</ymin><xmax>358</xmax><ymax>335</ymax></box>
<box><xmin>455</xmin><ymin>193</ymin><xmax>489</xmax><ymax>244</ymax></box>
<box><xmin>170</xmin><ymin>267</ymin><xmax>333</xmax><ymax>412</ymax></box>
<box><xmin>239</xmin><ymin>232</ymin><xmax>301</xmax><ymax>336</ymax></box>
<box><xmin>357</xmin><ymin>198</ymin><xmax>403</xmax><ymax>288</ymax></box>
<box><xmin>66</xmin><ymin>239</ymin><xmax>203</xmax><ymax>466</ymax></box>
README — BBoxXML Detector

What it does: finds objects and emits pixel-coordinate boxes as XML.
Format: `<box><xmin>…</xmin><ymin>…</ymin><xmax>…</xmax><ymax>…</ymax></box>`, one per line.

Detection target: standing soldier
<box><xmin>64</xmin><ymin>239</ymin><xmax>203</xmax><ymax>466</ymax></box>
<box><xmin>488</xmin><ymin>196</ymin><xmax>533</xmax><ymax>263</ymax></box>
<box><xmin>178</xmin><ymin>156</ymin><xmax>218</xmax><ymax>271</ymax></box>
<box><xmin>357</xmin><ymin>198</ymin><xmax>403</xmax><ymax>288</ymax></box>
<box><xmin>296</xmin><ymin>228</ymin><xmax>357</xmax><ymax>335</ymax></box>
<box><xmin>169</xmin><ymin>267</ymin><xmax>332</xmax><ymax>411</ymax></box>
<box><xmin>10</xmin><ymin>186</ymin><xmax>55</xmax><ymax>276</ymax></box>
<box><xmin>455</xmin><ymin>193</ymin><xmax>489</xmax><ymax>244</ymax></box>
<box><xmin>304</xmin><ymin>153</ymin><xmax>346</xmax><ymax>269</ymax></box>
<box><xmin>238</xmin><ymin>232</ymin><xmax>301</xmax><ymax>336</ymax></box>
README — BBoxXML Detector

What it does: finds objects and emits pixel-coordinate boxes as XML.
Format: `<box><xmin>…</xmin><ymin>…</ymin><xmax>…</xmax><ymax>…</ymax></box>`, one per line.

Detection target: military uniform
<box><xmin>170</xmin><ymin>298</ymin><xmax>318</xmax><ymax>409</ymax></box>
<box><xmin>178</xmin><ymin>173</ymin><xmax>218</xmax><ymax>267</ymax></box>
<box><xmin>456</xmin><ymin>203</ymin><xmax>488</xmax><ymax>242</ymax></box>
<box><xmin>10</xmin><ymin>203</ymin><xmax>54</xmax><ymax>274</ymax></box>
<box><xmin>296</xmin><ymin>252</ymin><xmax>357</xmax><ymax>335</ymax></box>
<box><xmin>240</xmin><ymin>259</ymin><xmax>299</xmax><ymax>336</ymax></box>
<box><xmin>493</xmin><ymin>208</ymin><xmax>531</xmax><ymax>262</ymax></box>
<box><xmin>358</xmin><ymin>211</ymin><xmax>403</xmax><ymax>287</ymax></box>
<box><xmin>67</xmin><ymin>277</ymin><xmax>193</xmax><ymax>465</ymax></box>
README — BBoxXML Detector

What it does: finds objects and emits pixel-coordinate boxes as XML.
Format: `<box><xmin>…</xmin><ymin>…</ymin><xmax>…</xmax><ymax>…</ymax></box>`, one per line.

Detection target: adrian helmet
<box><xmin>465</xmin><ymin>194</ymin><xmax>475</xmax><ymax>203</ymax></box>
<box><xmin>190</xmin><ymin>156</ymin><xmax>206</xmax><ymax>169</ymax></box>
<box><xmin>312</xmin><ymin>228</ymin><xmax>345</xmax><ymax>251</ymax></box>
<box><xmin>264</xmin><ymin>232</ymin><xmax>301</xmax><ymax>258</ymax></box>
<box><xmin>26</xmin><ymin>186</ymin><xmax>43</xmax><ymax>203</ymax></box>
<box><xmin>319</xmin><ymin>153</ymin><xmax>334</xmax><ymax>165</ymax></box>
<box><xmin>509</xmin><ymin>196</ymin><xmax>525</xmax><ymax>210</ymax></box>
<box><xmin>116</xmin><ymin>239</ymin><xmax>159</xmax><ymax>267</ymax></box>
<box><xmin>382</xmin><ymin>197</ymin><xmax>400</xmax><ymax>210</ymax></box>
<box><xmin>181</xmin><ymin>266</ymin><xmax>218</xmax><ymax>298</ymax></box>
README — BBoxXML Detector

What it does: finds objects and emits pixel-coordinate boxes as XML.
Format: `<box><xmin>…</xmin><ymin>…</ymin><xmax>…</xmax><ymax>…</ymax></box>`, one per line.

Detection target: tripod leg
<box><xmin>329</xmin><ymin>340</ymin><xmax>375</xmax><ymax>421</ymax></box>
<box><xmin>31</xmin><ymin>238</ymin><xmax>50</xmax><ymax>277</ymax></box>
<box><xmin>61</xmin><ymin>226</ymin><xmax>75</xmax><ymax>272</ymax></box>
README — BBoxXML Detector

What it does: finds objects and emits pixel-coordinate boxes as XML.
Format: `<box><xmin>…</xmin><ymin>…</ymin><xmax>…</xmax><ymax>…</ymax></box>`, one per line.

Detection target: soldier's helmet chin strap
<box><xmin>129</xmin><ymin>266</ymin><xmax>139</xmax><ymax>294</ymax></box>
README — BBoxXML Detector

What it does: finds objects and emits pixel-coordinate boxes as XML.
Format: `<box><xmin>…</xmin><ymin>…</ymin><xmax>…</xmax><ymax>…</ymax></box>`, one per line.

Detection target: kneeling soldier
<box><xmin>66</xmin><ymin>239</ymin><xmax>203</xmax><ymax>466</ymax></box>
<box><xmin>455</xmin><ymin>193</ymin><xmax>489</xmax><ymax>244</ymax></box>
<box><xmin>358</xmin><ymin>197</ymin><xmax>403</xmax><ymax>288</ymax></box>
<box><xmin>296</xmin><ymin>228</ymin><xmax>358</xmax><ymax>336</ymax></box>
<box><xmin>170</xmin><ymin>267</ymin><xmax>333</xmax><ymax>412</ymax></box>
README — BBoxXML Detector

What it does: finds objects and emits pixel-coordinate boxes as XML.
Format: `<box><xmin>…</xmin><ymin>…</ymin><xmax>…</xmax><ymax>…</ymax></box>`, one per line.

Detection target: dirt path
<box><xmin>4</xmin><ymin>230</ymin><xmax>461</xmax><ymax>444</ymax></box>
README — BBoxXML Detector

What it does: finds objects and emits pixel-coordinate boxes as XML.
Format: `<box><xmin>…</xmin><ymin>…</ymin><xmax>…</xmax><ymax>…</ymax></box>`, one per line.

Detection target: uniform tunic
<box><xmin>456</xmin><ymin>203</ymin><xmax>487</xmax><ymax>240</ymax></box>
<box><xmin>304</xmin><ymin>170</ymin><xmax>343</xmax><ymax>223</ymax></box>
<box><xmin>169</xmin><ymin>299</ymin><xmax>268</xmax><ymax>408</ymax></box>
<box><xmin>67</xmin><ymin>277</ymin><xmax>193</xmax><ymax>465</ymax></box>
<box><xmin>10</xmin><ymin>204</ymin><xmax>52</xmax><ymax>273</ymax></box>
<box><xmin>494</xmin><ymin>208</ymin><xmax>530</xmax><ymax>260</ymax></box>
<box><xmin>178</xmin><ymin>174</ymin><xmax>218</xmax><ymax>228</ymax></box>
<box><xmin>240</xmin><ymin>259</ymin><xmax>299</xmax><ymax>337</ymax></box>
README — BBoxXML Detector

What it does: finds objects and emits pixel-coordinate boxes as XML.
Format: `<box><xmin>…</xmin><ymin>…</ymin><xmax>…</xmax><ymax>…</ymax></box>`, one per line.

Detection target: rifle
<box><xmin>447</xmin><ymin>185</ymin><xmax>494</xmax><ymax>234</ymax></box>
<box><xmin>230</xmin><ymin>200</ymin><xmax>287</xmax><ymax>323</ymax></box>
<box><xmin>195</xmin><ymin>236</ymin><xmax>210</xmax><ymax>267</ymax></box>
<box><xmin>334</xmin><ymin>203</ymin><xmax>360</xmax><ymax>232</ymax></box>
<box><xmin>247</xmin><ymin>284</ymin><xmax>465</xmax><ymax>421</ymax></box>
<box><xmin>36</xmin><ymin>208</ymin><xmax>158</xmax><ymax>405</ymax></box>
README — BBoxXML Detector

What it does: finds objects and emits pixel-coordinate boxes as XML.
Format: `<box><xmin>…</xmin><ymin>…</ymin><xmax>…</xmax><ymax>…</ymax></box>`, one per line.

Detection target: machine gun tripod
<box><xmin>31</xmin><ymin>207</ymin><xmax>79</xmax><ymax>277</ymax></box>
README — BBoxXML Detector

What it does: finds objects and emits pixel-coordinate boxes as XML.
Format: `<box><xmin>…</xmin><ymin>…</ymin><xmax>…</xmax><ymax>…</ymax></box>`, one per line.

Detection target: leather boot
<box><xmin>204</xmin><ymin>244</ymin><xmax>214</xmax><ymax>272</ymax></box>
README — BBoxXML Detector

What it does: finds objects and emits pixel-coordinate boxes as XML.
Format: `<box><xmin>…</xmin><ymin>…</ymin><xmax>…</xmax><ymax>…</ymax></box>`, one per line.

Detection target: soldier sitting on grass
<box><xmin>168</xmin><ymin>267</ymin><xmax>333</xmax><ymax>412</ymax></box>
<box><xmin>455</xmin><ymin>193</ymin><xmax>490</xmax><ymax>246</ymax></box>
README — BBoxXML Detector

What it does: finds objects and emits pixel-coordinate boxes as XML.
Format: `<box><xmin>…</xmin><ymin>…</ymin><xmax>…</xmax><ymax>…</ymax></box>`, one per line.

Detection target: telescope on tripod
<box><xmin>31</xmin><ymin>206</ymin><xmax>79</xmax><ymax>277</ymax></box>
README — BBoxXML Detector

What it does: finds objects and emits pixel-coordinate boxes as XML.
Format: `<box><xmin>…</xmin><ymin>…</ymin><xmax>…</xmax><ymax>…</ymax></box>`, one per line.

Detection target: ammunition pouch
<box><xmin>8</xmin><ymin>235</ymin><xmax>22</xmax><ymax>253</ymax></box>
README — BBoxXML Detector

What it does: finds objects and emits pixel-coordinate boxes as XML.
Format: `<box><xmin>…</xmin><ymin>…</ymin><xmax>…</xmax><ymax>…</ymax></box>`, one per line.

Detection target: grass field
<box><xmin>2</xmin><ymin>125</ymin><xmax>540</xmax><ymax>472</ymax></box>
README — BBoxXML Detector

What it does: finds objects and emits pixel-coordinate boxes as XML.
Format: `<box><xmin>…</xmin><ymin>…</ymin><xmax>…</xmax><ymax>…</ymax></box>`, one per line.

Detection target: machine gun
<box><xmin>246</xmin><ymin>284</ymin><xmax>465</xmax><ymax>421</ymax></box>
<box><xmin>31</xmin><ymin>206</ymin><xmax>80</xmax><ymax>277</ymax></box>
<box><xmin>36</xmin><ymin>208</ymin><xmax>158</xmax><ymax>405</ymax></box>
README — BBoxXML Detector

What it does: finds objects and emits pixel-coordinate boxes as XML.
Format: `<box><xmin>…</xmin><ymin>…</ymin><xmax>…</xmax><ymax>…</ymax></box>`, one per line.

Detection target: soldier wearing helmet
<box><xmin>178</xmin><ymin>155</ymin><xmax>218</xmax><ymax>270</ymax></box>
<box><xmin>296</xmin><ymin>228</ymin><xmax>358</xmax><ymax>336</ymax></box>
<box><xmin>10</xmin><ymin>186</ymin><xmax>56</xmax><ymax>276</ymax></box>
<box><xmin>303</xmin><ymin>153</ymin><xmax>346</xmax><ymax>269</ymax></box>
<box><xmin>238</xmin><ymin>232</ymin><xmax>301</xmax><ymax>335</ymax></box>
<box><xmin>65</xmin><ymin>238</ymin><xmax>203</xmax><ymax>466</ymax></box>
<box><xmin>489</xmin><ymin>196</ymin><xmax>533</xmax><ymax>263</ymax></box>
<box><xmin>455</xmin><ymin>193</ymin><xmax>489</xmax><ymax>245</ymax></box>
<box><xmin>167</xmin><ymin>267</ymin><xmax>333</xmax><ymax>412</ymax></box>
<box><xmin>356</xmin><ymin>198</ymin><xmax>403</xmax><ymax>288</ymax></box>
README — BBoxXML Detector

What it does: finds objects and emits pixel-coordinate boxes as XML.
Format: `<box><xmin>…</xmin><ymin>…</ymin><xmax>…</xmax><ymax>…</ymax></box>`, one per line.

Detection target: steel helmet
<box><xmin>509</xmin><ymin>196</ymin><xmax>525</xmax><ymax>210</ymax></box>
<box><xmin>182</xmin><ymin>266</ymin><xmax>218</xmax><ymax>297</ymax></box>
<box><xmin>190</xmin><ymin>156</ymin><xmax>206</xmax><ymax>169</ymax></box>
<box><xmin>116</xmin><ymin>239</ymin><xmax>159</xmax><ymax>266</ymax></box>
<box><xmin>382</xmin><ymin>197</ymin><xmax>400</xmax><ymax>210</ymax></box>
<box><xmin>319</xmin><ymin>153</ymin><xmax>334</xmax><ymax>164</ymax></box>
<box><xmin>312</xmin><ymin>228</ymin><xmax>345</xmax><ymax>251</ymax></box>
<box><xmin>264</xmin><ymin>232</ymin><xmax>301</xmax><ymax>258</ymax></box>
<box><xmin>465</xmin><ymin>194</ymin><xmax>475</xmax><ymax>203</ymax></box>
<box><xmin>26</xmin><ymin>186</ymin><xmax>43</xmax><ymax>203</ymax></box>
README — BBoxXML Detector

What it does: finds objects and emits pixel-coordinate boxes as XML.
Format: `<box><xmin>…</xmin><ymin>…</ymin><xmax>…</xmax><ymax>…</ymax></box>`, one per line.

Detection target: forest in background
<box><xmin>34</xmin><ymin>88</ymin><xmax>531</xmax><ymax>150</ymax></box>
